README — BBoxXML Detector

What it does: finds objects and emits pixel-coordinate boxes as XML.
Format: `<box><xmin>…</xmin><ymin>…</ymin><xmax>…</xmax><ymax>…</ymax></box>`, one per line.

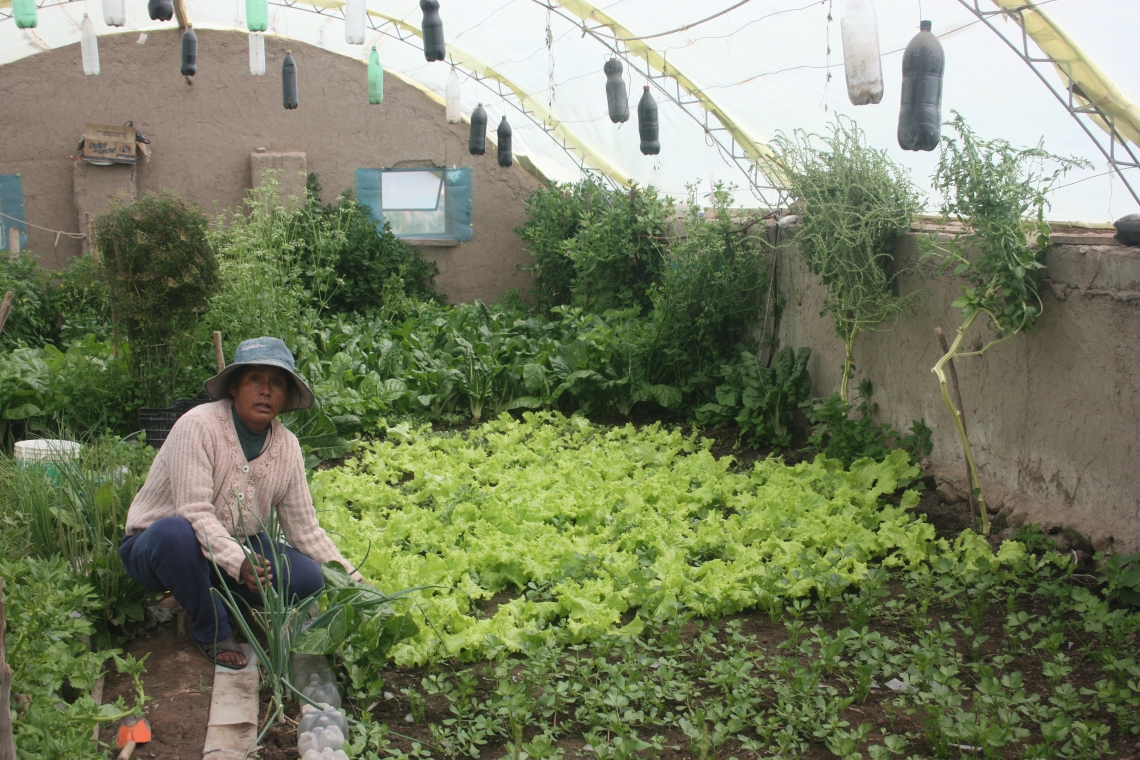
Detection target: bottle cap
<box><xmin>920</xmin><ymin>20</ymin><xmax>932</xmax><ymax>31</ymax></box>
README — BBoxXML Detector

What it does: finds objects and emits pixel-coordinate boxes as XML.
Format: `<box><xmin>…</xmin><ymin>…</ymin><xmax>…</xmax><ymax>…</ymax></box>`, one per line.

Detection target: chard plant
<box><xmin>925</xmin><ymin>113</ymin><xmax>1089</xmax><ymax>533</ymax></box>
<box><xmin>772</xmin><ymin>116</ymin><xmax>921</xmax><ymax>402</ymax></box>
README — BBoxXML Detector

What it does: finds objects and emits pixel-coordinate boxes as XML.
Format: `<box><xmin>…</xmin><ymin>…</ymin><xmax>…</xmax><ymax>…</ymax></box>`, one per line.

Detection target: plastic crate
<box><xmin>138</xmin><ymin>399</ymin><xmax>211</xmax><ymax>449</ymax></box>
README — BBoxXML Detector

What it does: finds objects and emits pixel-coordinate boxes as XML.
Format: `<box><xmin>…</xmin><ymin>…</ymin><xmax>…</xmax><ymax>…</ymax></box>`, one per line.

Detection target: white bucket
<box><xmin>14</xmin><ymin>439</ymin><xmax>83</xmax><ymax>464</ymax></box>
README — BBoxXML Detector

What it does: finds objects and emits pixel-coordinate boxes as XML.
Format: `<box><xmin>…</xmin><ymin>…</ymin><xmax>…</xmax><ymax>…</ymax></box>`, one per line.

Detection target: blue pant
<box><xmin>119</xmin><ymin>516</ymin><xmax>324</xmax><ymax>645</ymax></box>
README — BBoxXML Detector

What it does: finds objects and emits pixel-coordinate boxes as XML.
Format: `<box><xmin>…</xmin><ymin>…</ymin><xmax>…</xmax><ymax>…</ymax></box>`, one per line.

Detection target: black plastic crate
<box><xmin>138</xmin><ymin>399</ymin><xmax>211</xmax><ymax>449</ymax></box>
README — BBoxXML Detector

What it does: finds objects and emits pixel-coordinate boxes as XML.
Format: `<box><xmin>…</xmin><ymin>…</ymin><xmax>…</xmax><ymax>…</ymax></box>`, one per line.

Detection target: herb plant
<box><xmin>925</xmin><ymin>113</ymin><xmax>1090</xmax><ymax>533</ymax></box>
<box><xmin>772</xmin><ymin>116</ymin><xmax>921</xmax><ymax>402</ymax></box>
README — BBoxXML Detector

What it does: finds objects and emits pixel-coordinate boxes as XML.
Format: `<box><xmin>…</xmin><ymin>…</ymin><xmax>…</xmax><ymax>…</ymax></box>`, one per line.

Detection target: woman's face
<box><xmin>230</xmin><ymin>366</ymin><xmax>290</xmax><ymax>432</ymax></box>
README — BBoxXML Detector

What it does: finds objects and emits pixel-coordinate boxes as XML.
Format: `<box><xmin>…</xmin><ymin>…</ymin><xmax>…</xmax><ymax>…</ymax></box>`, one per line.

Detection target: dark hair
<box><xmin>227</xmin><ymin>364</ymin><xmax>299</xmax><ymax>407</ymax></box>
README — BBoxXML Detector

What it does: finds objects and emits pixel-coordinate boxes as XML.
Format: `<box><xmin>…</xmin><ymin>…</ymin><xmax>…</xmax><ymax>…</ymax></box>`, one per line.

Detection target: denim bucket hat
<box><xmin>204</xmin><ymin>337</ymin><xmax>315</xmax><ymax>412</ymax></box>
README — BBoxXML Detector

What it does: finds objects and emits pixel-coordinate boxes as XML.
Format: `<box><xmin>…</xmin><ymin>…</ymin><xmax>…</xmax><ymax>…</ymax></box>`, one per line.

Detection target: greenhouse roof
<box><xmin>2</xmin><ymin>0</ymin><xmax>1138</xmax><ymax>223</ymax></box>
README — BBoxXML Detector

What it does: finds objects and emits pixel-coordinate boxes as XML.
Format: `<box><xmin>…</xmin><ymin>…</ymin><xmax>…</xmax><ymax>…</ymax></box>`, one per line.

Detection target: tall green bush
<box><xmin>517</xmin><ymin>177</ymin><xmax>672</xmax><ymax>313</ymax></box>
<box><xmin>772</xmin><ymin>116</ymin><xmax>921</xmax><ymax>402</ymax></box>
<box><xmin>0</xmin><ymin>252</ymin><xmax>54</xmax><ymax>351</ymax></box>
<box><xmin>96</xmin><ymin>191</ymin><xmax>220</xmax><ymax>406</ymax></box>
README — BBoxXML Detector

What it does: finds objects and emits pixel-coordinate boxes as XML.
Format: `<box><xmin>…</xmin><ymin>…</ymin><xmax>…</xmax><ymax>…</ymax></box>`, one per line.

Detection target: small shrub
<box><xmin>0</xmin><ymin>252</ymin><xmax>54</xmax><ymax>350</ymax></box>
<box><xmin>803</xmin><ymin>380</ymin><xmax>933</xmax><ymax>465</ymax></box>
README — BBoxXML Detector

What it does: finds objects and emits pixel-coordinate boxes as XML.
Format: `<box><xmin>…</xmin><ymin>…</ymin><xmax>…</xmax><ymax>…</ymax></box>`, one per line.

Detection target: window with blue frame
<box><xmin>0</xmin><ymin>175</ymin><xmax>28</xmax><ymax>252</ymax></box>
<box><xmin>355</xmin><ymin>167</ymin><xmax>472</xmax><ymax>242</ymax></box>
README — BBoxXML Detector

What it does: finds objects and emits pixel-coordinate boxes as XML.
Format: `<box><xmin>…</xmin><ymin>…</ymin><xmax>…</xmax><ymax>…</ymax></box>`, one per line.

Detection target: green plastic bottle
<box><xmin>246</xmin><ymin>0</ymin><xmax>268</xmax><ymax>33</ymax></box>
<box><xmin>368</xmin><ymin>46</ymin><xmax>384</xmax><ymax>105</ymax></box>
<box><xmin>13</xmin><ymin>0</ymin><xmax>37</xmax><ymax>29</ymax></box>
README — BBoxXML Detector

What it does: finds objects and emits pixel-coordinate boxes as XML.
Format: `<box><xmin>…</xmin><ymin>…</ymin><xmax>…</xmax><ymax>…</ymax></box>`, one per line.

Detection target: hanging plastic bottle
<box><xmin>497</xmin><ymin>116</ymin><xmax>513</xmax><ymax>167</ymax></box>
<box><xmin>249</xmin><ymin>32</ymin><xmax>266</xmax><ymax>76</ymax></box>
<box><xmin>13</xmin><ymin>0</ymin><xmax>37</xmax><ymax>29</ymax></box>
<box><xmin>181</xmin><ymin>27</ymin><xmax>197</xmax><ymax>76</ymax></box>
<box><xmin>103</xmin><ymin>0</ymin><xmax>126</xmax><ymax>27</ymax></box>
<box><xmin>637</xmin><ymin>86</ymin><xmax>660</xmax><ymax>155</ymax></box>
<box><xmin>81</xmin><ymin>15</ymin><xmax>100</xmax><ymax>76</ymax></box>
<box><xmin>468</xmin><ymin>103</ymin><xmax>487</xmax><ymax>155</ymax></box>
<box><xmin>283</xmin><ymin>51</ymin><xmax>299</xmax><ymax>110</ymax></box>
<box><xmin>148</xmin><ymin>0</ymin><xmax>174</xmax><ymax>21</ymax></box>
<box><xmin>344</xmin><ymin>0</ymin><xmax>365</xmax><ymax>45</ymax></box>
<box><xmin>246</xmin><ymin>0</ymin><xmax>269</xmax><ymax>33</ymax></box>
<box><xmin>897</xmin><ymin>20</ymin><xmax>944</xmax><ymax>152</ymax></box>
<box><xmin>604</xmin><ymin>58</ymin><xmax>629</xmax><ymax>123</ymax></box>
<box><xmin>445</xmin><ymin>69</ymin><xmax>461</xmax><ymax>124</ymax></box>
<box><xmin>420</xmin><ymin>0</ymin><xmax>445</xmax><ymax>62</ymax></box>
<box><xmin>840</xmin><ymin>0</ymin><xmax>882</xmax><ymax>105</ymax></box>
<box><xmin>368</xmin><ymin>46</ymin><xmax>384</xmax><ymax>104</ymax></box>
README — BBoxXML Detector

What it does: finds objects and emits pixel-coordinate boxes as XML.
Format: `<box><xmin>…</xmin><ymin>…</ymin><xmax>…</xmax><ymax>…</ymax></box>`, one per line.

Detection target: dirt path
<box><xmin>99</xmin><ymin>626</ymin><xmax>214</xmax><ymax>760</ymax></box>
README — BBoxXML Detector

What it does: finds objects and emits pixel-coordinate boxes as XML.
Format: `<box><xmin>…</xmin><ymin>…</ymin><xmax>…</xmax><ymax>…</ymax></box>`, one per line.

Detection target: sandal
<box><xmin>194</xmin><ymin>635</ymin><xmax>248</xmax><ymax>670</ymax></box>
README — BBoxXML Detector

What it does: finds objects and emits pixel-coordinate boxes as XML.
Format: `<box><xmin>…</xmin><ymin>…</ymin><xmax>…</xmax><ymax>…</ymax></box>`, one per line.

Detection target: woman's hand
<box><xmin>239</xmin><ymin>554</ymin><xmax>273</xmax><ymax>593</ymax></box>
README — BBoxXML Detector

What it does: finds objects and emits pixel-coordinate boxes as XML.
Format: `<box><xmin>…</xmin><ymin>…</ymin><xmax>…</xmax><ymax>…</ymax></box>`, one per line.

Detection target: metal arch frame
<box><xmin>538</xmin><ymin>0</ymin><xmax>789</xmax><ymax>209</ymax></box>
<box><xmin>956</xmin><ymin>0</ymin><xmax>1140</xmax><ymax>207</ymax></box>
<box><xmin>266</xmin><ymin>0</ymin><xmax>626</xmax><ymax>191</ymax></box>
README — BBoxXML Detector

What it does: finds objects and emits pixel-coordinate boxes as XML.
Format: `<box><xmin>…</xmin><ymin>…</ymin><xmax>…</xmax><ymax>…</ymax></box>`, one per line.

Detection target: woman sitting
<box><xmin>119</xmin><ymin>337</ymin><xmax>359</xmax><ymax>669</ymax></box>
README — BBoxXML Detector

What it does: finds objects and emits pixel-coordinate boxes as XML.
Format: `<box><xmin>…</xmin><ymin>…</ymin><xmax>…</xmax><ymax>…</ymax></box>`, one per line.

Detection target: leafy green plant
<box><xmin>696</xmin><ymin>346</ymin><xmax>813</xmax><ymax>449</ymax></box>
<box><xmin>0</xmin><ymin>252</ymin><xmax>55</xmax><ymax>351</ymax></box>
<box><xmin>1100</xmin><ymin>552</ymin><xmax>1140</xmax><ymax>607</ymax></box>
<box><xmin>95</xmin><ymin>191</ymin><xmax>220</xmax><ymax>407</ymax></box>
<box><xmin>772</xmin><ymin>116</ymin><xmax>921</xmax><ymax>402</ymax></box>
<box><xmin>0</xmin><ymin>556</ymin><xmax>148</xmax><ymax>759</ymax></box>
<box><xmin>925</xmin><ymin>113</ymin><xmax>1090</xmax><ymax>533</ymax></box>
<box><xmin>804</xmin><ymin>380</ymin><xmax>933</xmax><ymax>466</ymax></box>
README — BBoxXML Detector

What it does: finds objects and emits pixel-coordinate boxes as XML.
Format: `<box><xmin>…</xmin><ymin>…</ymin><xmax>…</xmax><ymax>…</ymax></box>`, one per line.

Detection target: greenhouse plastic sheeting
<box><xmin>2</xmin><ymin>0</ymin><xmax>1137</xmax><ymax>223</ymax></box>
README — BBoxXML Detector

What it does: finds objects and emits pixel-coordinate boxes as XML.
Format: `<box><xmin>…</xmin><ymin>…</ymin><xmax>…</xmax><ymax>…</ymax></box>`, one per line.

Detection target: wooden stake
<box><xmin>1</xmin><ymin>579</ymin><xmax>17</xmax><ymax>760</ymax></box>
<box><xmin>213</xmin><ymin>331</ymin><xmax>225</xmax><ymax>372</ymax></box>
<box><xmin>90</xmin><ymin>675</ymin><xmax>105</xmax><ymax>742</ymax></box>
<box><xmin>6</xmin><ymin>229</ymin><xmax>18</xmax><ymax>255</ymax></box>
<box><xmin>0</xmin><ymin>292</ymin><xmax>14</xmax><ymax>335</ymax></box>
<box><xmin>936</xmin><ymin>327</ymin><xmax>978</xmax><ymax>516</ymax></box>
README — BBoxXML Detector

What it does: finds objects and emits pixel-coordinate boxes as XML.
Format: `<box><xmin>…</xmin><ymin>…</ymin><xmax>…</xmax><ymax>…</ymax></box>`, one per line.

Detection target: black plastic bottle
<box><xmin>180</xmin><ymin>27</ymin><xmax>197</xmax><ymax>76</ymax></box>
<box><xmin>148</xmin><ymin>0</ymin><xmax>173</xmax><ymax>21</ymax></box>
<box><xmin>897</xmin><ymin>20</ymin><xmax>944</xmax><ymax>152</ymax></box>
<box><xmin>421</xmin><ymin>0</ymin><xmax>446</xmax><ymax>62</ymax></box>
<box><xmin>497</xmin><ymin>116</ymin><xmax>513</xmax><ymax>167</ymax></box>
<box><xmin>638</xmin><ymin>86</ymin><xmax>660</xmax><ymax>155</ymax></box>
<box><xmin>282</xmin><ymin>52</ymin><xmax>298</xmax><ymax>110</ymax></box>
<box><xmin>605</xmin><ymin>58</ymin><xmax>629</xmax><ymax>123</ymax></box>
<box><xmin>469</xmin><ymin>103</ymin><xmax>487</xmax><ymax>155</ymax></box>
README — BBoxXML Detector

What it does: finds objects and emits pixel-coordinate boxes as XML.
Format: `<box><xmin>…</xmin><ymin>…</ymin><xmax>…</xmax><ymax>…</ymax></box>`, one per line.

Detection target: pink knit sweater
<box><xmin>125</xmin><ymin>400</ymin><xmax>358</xmax><ymax>582</ymax></box>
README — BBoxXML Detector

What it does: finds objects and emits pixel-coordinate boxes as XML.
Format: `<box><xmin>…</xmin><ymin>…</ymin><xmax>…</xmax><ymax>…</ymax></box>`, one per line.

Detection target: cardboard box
<box><xmin>83</xmin><ymin>123</ymin><xmax>136</xmax><ymax>165</ymax></box>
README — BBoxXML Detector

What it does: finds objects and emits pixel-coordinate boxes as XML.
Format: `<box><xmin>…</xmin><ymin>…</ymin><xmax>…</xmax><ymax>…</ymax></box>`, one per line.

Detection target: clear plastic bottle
<box><xmin>298</xmin><ymin>704</ymin><xmax>348</xmax><ymax>736</ymax></box>
<box><xmin>103</xmin><ymin>0</ymin><xmax>126</xmax><ymax>28</ymax></box>
<box><xmin>638</xmin><ymin>86</ymin><xmax>660</xmax><ymax>155</ymax></box>
<box><xmin>446</xmin><ymin>69</ymin><xmax>461</xmax><ymax>124</ymax></box>
<box><xmin>468</xmin><ymin>104</ymin><xmax>487</xmax><ymax>155</ymax></box>
<box><xmin>368</xmin><ymin>46</ymin><xmax>384</xmax><ymax>104</ymax></box>
<box><xmin>301</xmin><ymin>673</ymin><xmax>340</xmax><ymax>708</ymax></box>
<box><xmin>420</xmin><ymin>0</ymin><xmax>445</xmax><ymax>62</ymax></box>
<box><xmin>897</xmin><ymin>20</ymin><xmax>944</xmax><ymax>152</ymax></box>
<box><xmin>246</xmin><ymin>0</ymin><xmax>268</xmax><ymax>33</ymax></box>
<box><xmin>344</xmin><ymin>0</ymin><xmax>365</xmax><ymax>45</ymax></box>
<box><xmin>81</xmin><ymin>15</ymin><xmax>100</xmax><ymax>76</ymax></box>
<box><xmin>604</xmin><ymin>58</ymin><xmax>629</xmax><ymax>123</ymax></box>
<box><xmin>282</xmin><ymin>51</ymin><xmax>299</xmax><ymax>110</ymax></box>
<box><xmin>298</xmin><ymin>725</ymin><xmax>345</xmax><ymax>754</ymax></box>
<box><xmin>301</xmin><ymin>749</ymin><xmax>349</xmax><ymax>760</ymax></box>
<box><xmin>13</xmin><ymin>0</ymin><xmax>37</xmax><ymax>29</ymax></box>
<box><xmin>248</xmin><ymin>32</ymin><xmax>265</xmax><ymax>76</ymax></box>
<box><xmin>840</xmin><ymin>0</ymin><xmax>883</xmax><ymax>105</ymax></box>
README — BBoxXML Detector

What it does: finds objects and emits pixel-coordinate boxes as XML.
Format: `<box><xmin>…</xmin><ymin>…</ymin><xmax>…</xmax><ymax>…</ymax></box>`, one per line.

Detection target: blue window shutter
<box><xmin>0</xmin><ymin>175</ymin><xmax>28</xmax><ymax>251</ymax></box>
<box><xmin>445</xmin><ymin>168</ymin><xmax>473</xmax><ymax>241</ymax></box>
<box><xmin>354</xmin><ymin>168</ymin><xmax>384</xmax><ymax>230</ymax></box>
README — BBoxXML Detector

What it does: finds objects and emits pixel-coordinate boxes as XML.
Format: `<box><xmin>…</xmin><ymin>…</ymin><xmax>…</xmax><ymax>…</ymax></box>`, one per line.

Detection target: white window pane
<box><xmin>381</xmin><ymin>170</ymin><xmax>443</xmax><ymax>211</ymax></box>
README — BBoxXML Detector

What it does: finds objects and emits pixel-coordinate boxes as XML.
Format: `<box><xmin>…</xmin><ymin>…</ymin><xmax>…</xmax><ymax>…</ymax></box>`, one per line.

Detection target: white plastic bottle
<box><xmin>102</xmin><ymin>0</ymin><xmax>125</xmax><ymax>27</ymax></box>
<box><xmin>249</xmin><ymin>32</ymin><xmax>266</xmax><ymax>75</ymax></box>
<box><xmin>344</xmin><ymin>0</ymin><xmax>365</xmax><ymax>45</ymax></box>
<box><xmin>445</xmin><ymin>68</ymin><xmax>461</xmax><ymax>123</ymax></box>
<box><xmin>840</xmin><ymin>0</ymin><xmax>883</xmax><ymax>105</ymax></box>
<box><xmin>298</xmin><ymin>725</ymin><xmax>345</xmax><ymax>754</ymax></box>
<box><xmin>81</xmin><ymin>15</ymin><xmax>100</xmax><ymax>76</ymax></box>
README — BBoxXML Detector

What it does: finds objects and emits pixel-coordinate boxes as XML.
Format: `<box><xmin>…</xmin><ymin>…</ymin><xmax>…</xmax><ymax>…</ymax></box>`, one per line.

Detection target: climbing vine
<box><xmin>925</xmin><ymin>112</ymin><xmax>1089</xmax><ymax>533</ymax></box>
<box><xmin>772</xmin><ymin>116</ymin><xmax>921</xmax><ymax>401</ymax></box>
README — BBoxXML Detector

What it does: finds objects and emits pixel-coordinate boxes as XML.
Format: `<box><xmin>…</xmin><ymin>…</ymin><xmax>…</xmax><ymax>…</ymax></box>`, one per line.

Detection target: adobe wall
<box><xmin>0</xmin><ymin>29</ymin><xmax>541</xmax><ymax>303</ymax></box>
<box><xmin>775</xmin><ymin>230</ymin><xmax>1140</xmax><ymax>551</ymax></box>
